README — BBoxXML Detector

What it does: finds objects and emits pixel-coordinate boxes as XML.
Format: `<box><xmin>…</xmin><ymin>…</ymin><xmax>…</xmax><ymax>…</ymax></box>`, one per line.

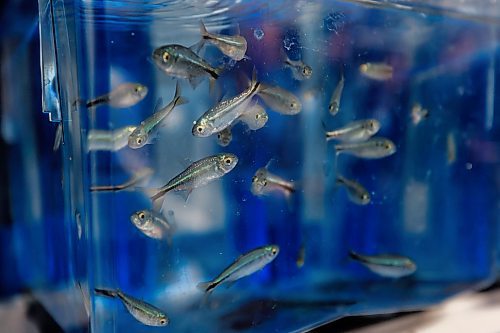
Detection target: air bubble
<box><xmin>324</xmin><ymin>11</ymin><xmax>346</xmax><ymax>34</ymax></box>
<box><xmin>254</xmin><ymin>28</ymin><xmax>264</xmax><ymax>40</ymax></box>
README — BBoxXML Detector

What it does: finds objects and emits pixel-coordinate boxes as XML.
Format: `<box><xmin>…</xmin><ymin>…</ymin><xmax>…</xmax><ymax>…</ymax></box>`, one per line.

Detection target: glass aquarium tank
<box><xmin>31</xmin><ymin>0</ymin><xmax>500</xmax><ymax>331</ymax></box>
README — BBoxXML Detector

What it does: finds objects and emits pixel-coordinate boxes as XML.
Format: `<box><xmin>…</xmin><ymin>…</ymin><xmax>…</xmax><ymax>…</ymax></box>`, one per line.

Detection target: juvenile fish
<box><xmin>325</xmin><ymin>119</ymin><xmax>380</xmax><ymax>143</ymax></box>
<box><xmin>152</xmin><ymin>44</ymin><xmax>222</xmax><ymax>88</ymax></box>
<box><xmin>130</xmin><ymin>209</ymin><xmax>176</xmax><ymax>245</ymax></box>
<box><xmin>284</xmin><ymin>55</ymin><xmax>312</xmax><ymax>80</ymax></box>
<box><xmin>349</xmin><ymin>251</ymin><xmax>417</xmax><ymax>278</ymax></box>
<box><xmin>296</xmin><ymin>244</ymin><xmax>306</xmax><ymax>268</ymax></box>
<box><xmin>197</xmin><ymin>245</ymin><xmax>280</xmax><ymax>293</ymax></box>
<box><xmin>359</xmin><ymin>62</ymin><xmax>393</xmax><ymax>81</ymax></box>
<box><xmin>128</xmin><ymin>82</ymin><xmax>188</xmax><ymax>149</ymax></box>
<box><xmin>199</xmin><ymin>20</ymin><xmax>247</xmax><ymax>61</ymax></box>
<box><xmin>335</xmin><ymin>137</ymin><xmax>396</xmax><ymax>159</ymax></box>
<box><xmin>257</xmin><ymin>84</ymin><xmax>301</xmax><ymax>115</ymax></box>
<box><xmin>216</xmin><ymin>126</ymin><xmax>233</xmax><ymax>147</ymax></box>
<box><xmin>410</xmin><ymin>103</ymin><xmax>429</xmax><ymax>125</ymax></box>
<box><xmin>238</xmin><ymin>102</ymin><xmax>268</xmax><ymax>130</ymax></box>
<box><xmin>87</xmin><ymin>126</ymin><xmax>137</xmax><ymax>152</ymax></box>
<box><xmin>94</xmin><ymin>288</ymin><xmax>169</xmax><ymax>326</ymax></box>
<box><xmin>149</xmin><ymin>153</ymin><xmax>238</xmax><ymax>202</ymax></box>
<box><xmin>328</xmin><ymin>68</ymin><xmax>345</xmax><ymax>116</ymax></box>
<box><xmin>192</xmin><ymin>68</ymin><xmax>260</xmax><ymax>137</ymax></box>
<box><xmin>336</xmin><ymin>175</ymin><xmax>370</xmax><ymax>205</ymax></box>
<box><xmin>86</xmin><ymin>83</ymin><xmax>148</xmax><ymax>108</ymax></box>
<box><xmin>251</xmin><ymin>162</ymin><xmax>295</xmax><ymax>200</ymax></box>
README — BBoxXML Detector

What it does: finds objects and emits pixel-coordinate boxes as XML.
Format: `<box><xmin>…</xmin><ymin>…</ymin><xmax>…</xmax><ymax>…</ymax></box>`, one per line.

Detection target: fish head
<box><xmin>216</xmin><ymin>153</ymin><xmax>238</xmax><ymax>173</ymax></box>
<box><xmin>130</xmin><ymin>210</ymin><xmax>153</xmax><ymax>229</ymax></box>
<box><xmin>152</xmin><ymin>45</ymin><xmax>177</xmax><ymax>71</ymax></box>
<box><xmin>356</xmin><ymin>190</ymin><xmax>371</xmax><ymax>205</ymax></box>
<box><xmin>380</xmin><ymin>139</ymin><xmax>397</xmax><ymax>155</ymax></box>
<box><xmin>128</xmin><ymin>130</ymin><xmax>148</xmax><ymax>149</ymax></box>
<box><xmin>132</xmin><ymin>84</ymin><xmax>148</xmax><ymax>101</ymax></box>
<box><xmin>359</xmin><ymin>63</ymin><xmax>370</xmax><ymax>73</ymax></box>
<box><xmin>251</xmin><ymin>168</ymin><xmax>269</xmax><ymax>195</ymax></box>
<box><xmin>157</xmin><ymin>314</ymin><xmax>169</xmax><ymax>326</ymax></box>
<box><xmin>253</xmin><ymin>110</ymin><xmax>269</xmax><ymax>128</ymax></box>
<box><xmin>264</xmin><ymin>245</ymin><xmax>280</xmax><ymax>260</ymax></box>
<box><xmin>216</xmin><ymin>130</ymin><xmax>232</xmax><ymax>147</ymax></box>
<box><xmin>289</xmin><ymin>98</ymin><xmax>302</xmax><ymax>114</ymax></box>
<box><xmin>328</xmin><ymin>102</ymin><xmax>339</xmax><ymax>115</ymax></box>
<box><xmin>192</xmin><ymin>119</ymin><xmax>214</xmax><ymax>137</ymax></box>
<box><xmin>302</xmin><ymin>65</ymin><xmax>313</xmax><ymax>79</ymax></box>
<box><xmin>403</xmin><ymin>259</ymin><xmax>417</xmax><ymax>273</ymax></box>
<box><xmin>366</xmin><ymin>119</ymin><xmax>381</xmax><ymax>135</ymax></box>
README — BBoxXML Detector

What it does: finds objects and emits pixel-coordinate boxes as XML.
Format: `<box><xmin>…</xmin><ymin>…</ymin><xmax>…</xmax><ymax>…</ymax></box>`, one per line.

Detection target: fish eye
<box><xmin>138</xmin><ymin>212</ymin><xmax>145</xmax><ymax>219</ymax></box>
<box><xmin>217</xmin><ymin>133</ymin><xmax>221</xmax><ymax>139</ymax></box>
<box><xmin>136</xmin><ymin>137</ymin><xmax>143</xmax><ymax>144</ymax></box>
<box><xmin>271</xmin><ymin>248</ymin><xmax>277</xmax><ymax>255</ymax></box>
<box><xmin>291</xmin><ymin>102</ymin><xmax>297</xmax><ymax>108</ymax></box>
<box><xmin>162</xmin><ymin>52</ymin><xmax>170</xmax><ymax>62</ymax></box>
<box><xmin>225</xmin><ymin>158</ymin><xmax>232</xmax><ymax>165</ymax></box>
<box><xmin>160</xmin><ymin>318</ymin><xmax>167</xmax><ymax>325</ymax></box>
<box><xmin>196</xmin><ymin>126</ymin><xmax>204</xmax><ymax>133</ymax></box>
<box><xmin>255</xmin><ymin>114</ymin><xmax>260</xmax><ymax>119</ymax></box>
<box><xmin>385</xmin><ymin>144</ymin><xmax>391</xmax><ymax>149</ymax></box>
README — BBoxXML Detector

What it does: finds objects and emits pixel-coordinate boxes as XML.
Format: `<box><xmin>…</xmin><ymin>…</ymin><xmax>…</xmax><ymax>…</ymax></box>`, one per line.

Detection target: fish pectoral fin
<box><xmin>176</xmin><ymin>189</ymin><xmax>193</xmax><ymax>203</ymax></box>
<box><xmin>188</xmin><ymin>75</ymin><xmax>204</xmax><ymax>89</ymax></box>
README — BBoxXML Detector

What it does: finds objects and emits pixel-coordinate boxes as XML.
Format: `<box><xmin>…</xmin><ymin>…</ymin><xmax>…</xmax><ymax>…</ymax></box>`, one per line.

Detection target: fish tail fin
<box><xmin>199</xmin><ymin>20</ymin><xmax>210</xmax><ymax>39</ymax></box>
<box><xmin>173</xmin><ymin>81</ymin><xmax>189</xmax><ymax>106</ymax></box>
<box><xmin>348</xmin><ymin>250</ymin><xmax>362</xmax><ymax>261</ymax></box>
<box><xmin>94</xmin><ymin>288</ymin><xmax>117</xmax><ymax>298</ymax></box>
<box><xmin>86</xmin><ymin>95</ymin><xmax>108</xmax><ymax>108</ymax></box>
<box><xmin>196</xmin><ymin>281</ymin><xmax>215</xmax><ymax>293</ymax></box>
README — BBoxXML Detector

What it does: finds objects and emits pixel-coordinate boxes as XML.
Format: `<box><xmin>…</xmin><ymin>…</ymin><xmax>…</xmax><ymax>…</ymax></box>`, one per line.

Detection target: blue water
<box><xmin>4</xmin><ymin>0</ymin><xmax>496</xmax><ymax>332</ymax></box>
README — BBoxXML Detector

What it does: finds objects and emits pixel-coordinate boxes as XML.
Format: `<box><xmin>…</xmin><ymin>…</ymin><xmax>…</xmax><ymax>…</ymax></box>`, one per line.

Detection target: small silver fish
<box><xmin>53</xmin><ymin>123</ymin><xmax>63</xmax><ymax>152</ymax></box>
<box><xmin>86</xmin><ymin>83</ymin><xmax>148</xmax><ymax>108</ymax></box>
<box><xmin>128</xmin><ymin>83</ymin><xmax>188</xmax><ymax>149</ymax></box>
<box><xmin>87</xmin><ymin>126</ymin><xmax>137</xmax><ymax>152</ymax></box>
<box><xmin>197</xmin><ymin>245</ymin><xmax>280</xmax><ymax>293</ymax></box>
<box><xmin>216</xmin><ymin>126</ymin><xmax>233</xmax><ymax>147</ymax></box>
<box><xmin>251</xmin><ymin>162</ymin><xmax>295</xmax><ymax>200</ymax></box>
<box><xmin>410</xmin><ymin>103</ymin><xmax>429</xmax><ymax>125</ymax></box>
<box><xmin>257</xmin><ymin>84</ymin><xmax>301</xmax><ymax>115</ymax></box>
<box><xmin>336</xmin><ymin>175</ymin><xmax>371</xmax><ymax>205</ymax></box>
<box><xmin>149</xmin><ymin>153</ymin><xmax>238</xmax><ymax>203</ymax></box>
<box><xmin>349</xmin><ymin>251</ymin><xmax>417</xmax><ymax>278</ymax></box>
<box><xmin>325</xmin><ymin>119</ymin><xmax>380</xmax><ymax>143</ymax></box>
<box><xmin>152</xmin><ymin>44</ymin><xmax>222</xmax><ymax>88</ymax></box>
<box><xmin>130</xmin><ymin>209</ymin><xmax>176</xmax><ymax>245</ymax></box>
<box><xmin>199</xmin><ymin>20</ymin><xmax>247</xmax><ymax>61</ymax></box>
<box><xmin>335</xmin><ymin>137</ymin><xmax>396</xmax><ymax>159</ymax></box>
<box><xmin>359</xmin><ymin>62</ymin><xmax>393</xmax><ymax>81</ymax></box>
<box><xmin>328</xmin><ymin>69</ymin><xmax>345</xmax><ymax>116</ymax></box>
<box><xmin>284</xmin><ymin>55</ymin><xmax>312</xmax><ymax>80</ymax></box>
<box><xmin>238</xmin><ymin>102</ymin><xmax>268</xmax><ymax>130</ymax></box>
<box><xmin>192</xmin><ymin>68</ymin><xmax>260</xmax><ymax>137</ymax></box>
<box><xmin>296</xmin><ymin>244</ymin><xmax>306</xmax><ymax>269</ymax></box>
<box><xmin>94</xmin><ymin>288</ymin><xmax>169</xmax><ymax>326</ymax></box>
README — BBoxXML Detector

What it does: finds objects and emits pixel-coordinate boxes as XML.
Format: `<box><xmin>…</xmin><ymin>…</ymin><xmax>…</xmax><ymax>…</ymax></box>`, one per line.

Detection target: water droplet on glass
<box><xmin>254</xmin><ymin>28</ymin><xmax>264</xmax><ymax>40</ymax></box>
<box><xmin>324</xmin><ymin>11</ymin><xmax>346</xmax><ymax>34</ymax></box>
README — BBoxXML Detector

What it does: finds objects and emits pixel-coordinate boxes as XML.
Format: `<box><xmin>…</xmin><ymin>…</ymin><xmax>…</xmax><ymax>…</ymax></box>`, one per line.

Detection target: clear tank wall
<box><xmin>41</xmin><ymin>0</ymin><xmax>500</xmax><ymax>332</ymax></box>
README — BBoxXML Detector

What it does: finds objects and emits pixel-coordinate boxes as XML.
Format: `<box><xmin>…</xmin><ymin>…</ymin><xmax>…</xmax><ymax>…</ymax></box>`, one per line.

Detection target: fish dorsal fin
<box><xmin>189</xmin><ymin>40</ymin><xmax>205</xmax><ymax>55</ymax></box>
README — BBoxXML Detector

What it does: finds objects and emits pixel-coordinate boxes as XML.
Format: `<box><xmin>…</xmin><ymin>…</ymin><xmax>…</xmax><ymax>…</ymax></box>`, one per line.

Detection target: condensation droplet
<box><xmin>254</xmin><ymin>28</ymin><xmax>264</xmax><ymax>40</ymax></box>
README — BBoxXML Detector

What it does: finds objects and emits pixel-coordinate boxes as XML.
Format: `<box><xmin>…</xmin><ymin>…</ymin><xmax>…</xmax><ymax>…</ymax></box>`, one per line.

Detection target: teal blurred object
<box><xmin>0</xmin><ymin>0</ymin><xmax>499</xmax><ymax>332</ymax></box>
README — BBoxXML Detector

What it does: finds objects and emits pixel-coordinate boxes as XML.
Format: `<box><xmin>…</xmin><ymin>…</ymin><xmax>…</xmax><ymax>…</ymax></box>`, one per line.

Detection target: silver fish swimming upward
<box><xmin>325</xmin><ymin>119</ymin><xmax>380</xmax><ymax>143</ymax></box>
<box><xmin>130</xmin><ymin>209</ymin><xmax>176</xmax><ymax>245</ymax></box>
<box><xmin>199</xmin><ymin>20</ymin><xmax>247</xmax><ymax>61</ymax></box>
<box><xmin>197</xmin><ymin>245</ymin><xmax>280</xmax><ymax>293</ymax></box>
<box><xmin>284</xmin><ymin>55</ymin><xmax>312</xmax><ymax>80</ymax></box>
<box><xmin>251</xmin><ymin>162</ymin><xmax>295</xmax><ymax>200</ymax></box>
<box><xmin>86</xmin><ymin>83</ymin><xmax>148</xmax><ymax>108</ymax></box>
<box><xmin>192</xmin><ymin>68</ymin><xmax>260</xmax><ymax>137</ymax></box>
<box><xmin>87</xmin><ymin>126</ymin><xmax>137</xmax><ymax>152</ymax></box>
<box><xmin>94</xmin><ymin>289</ymin><xmax>169</xmax><ymax>326</ymax></box>
<box><xmin>329</xmin><ymin>68</ymin><xmax>345</xmax><ymax>116</ymax></box>
<box><xmin>149</xmin><ymin>153</ymin><xmax>238</xmax><ymax>203</ymax></box>
<box><xmin>152</xmin><ymin>44</ymin><xmax>222</xmax><ymax>89</ymax></box>
<box><xmin>336</xmin><ymin>175</ymin><xmax>371</xmax><ymax>205</ymax></box>
<box><xmin>128</xmin><ymin>83</ymin><xmax>188</xmax><ymax>149</ymax></box>
<box><xmin>257</xmin><ymin>84</ymin><xmax>301</xmax><ymax>115</ymax></box>
<box><xmin>238</xmin><ymin>102</ymin><xmax>268</xmax><ymax>130</ymax></box>
<box><xmin>359</xmin><ymin>62</ymin><xmax>393</xmax><ymax>81</ymax></box>
<box><xmin>349</xmin><ymin>251</ymin><xmax>417</xmax><ymax>278</ymax></box>
<box><xmin>216</xmin><ymin>126</ymin><xmax>233</xmax><ymax>147</ymax></box>
<box><xmin>335</xmin><ymin>137</ymin><xmax>396</xmax><ymax>159</ymax></box>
